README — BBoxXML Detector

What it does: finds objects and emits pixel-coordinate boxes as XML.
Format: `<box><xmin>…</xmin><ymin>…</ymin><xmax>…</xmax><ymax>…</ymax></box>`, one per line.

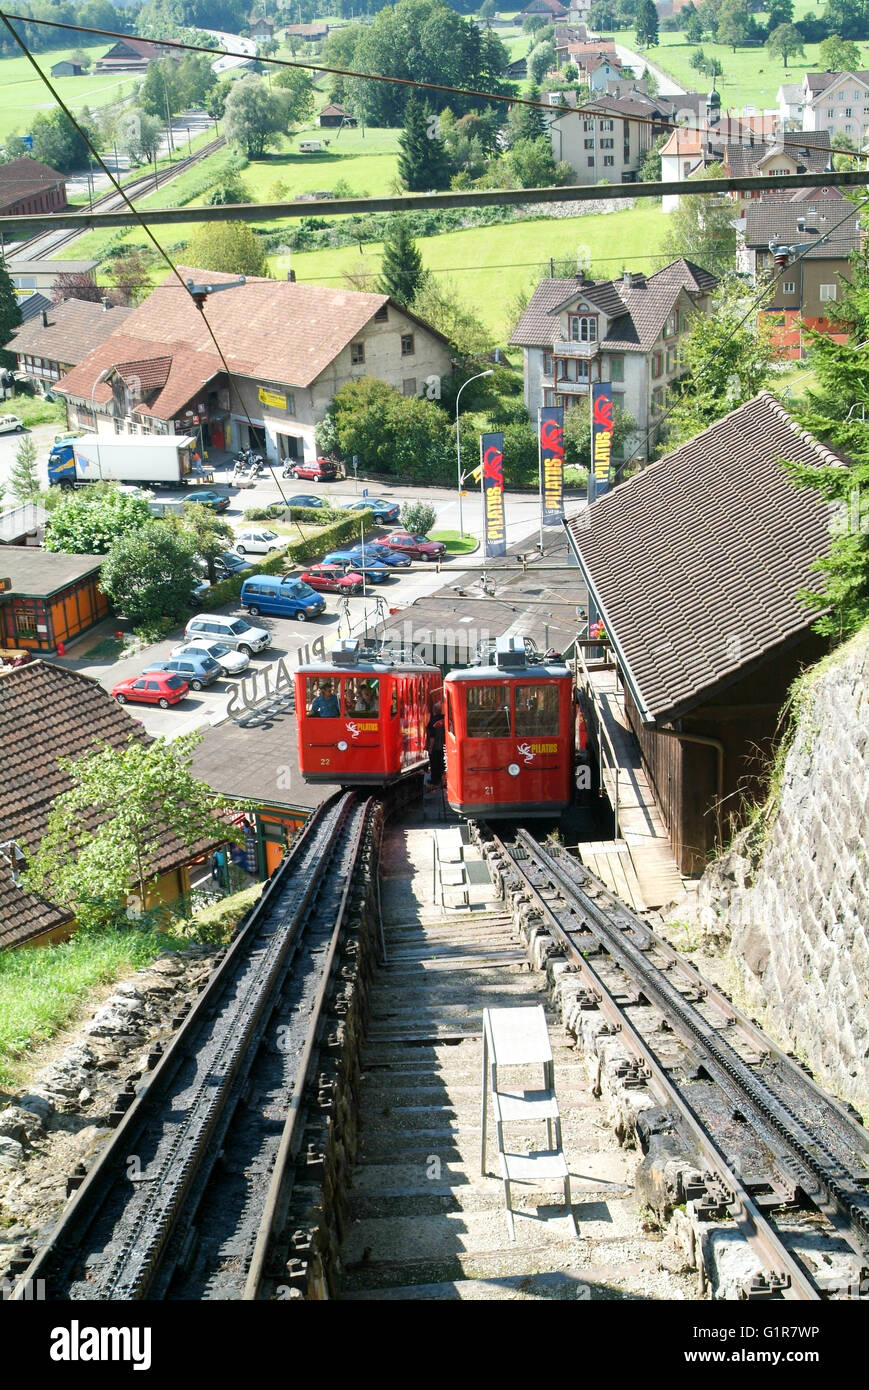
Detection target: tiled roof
<box><xmin>0</xmin><ymin>157</ymin><xmax>65</xmax><ymax>206</ymax></box>
<box><xmin>9</xmin><ymin>299</ymin><xmax>132</xmax><ymax>367</ymax></box>
<box><xmin>725</xmin><ymin>134</ymin><xmax>831</xmax><ymax>178</ymax></box>
<box><xmin>805</xmin><ymin>70</ymin><xmax>869</xmax><ymax>98</ymax></box>
<box><xmin>55</xmin><ymin>268</ymin><xmax>440</xmax><ymax>413</ymax></box>
<box><xmin>509</xmin><ymin>258</ymin><xmax>718</xmax><ymax>352</ymax></box>
<box><xmin>114</xmin><ymin>355</ymin><xmax>173</xmax><ymax>393</ymax></box>
<box><xmin>0</xmin><ymin>545</ymin><xmax>103</xmax><ymax>596</ymax></box>
<box><xmin>0</xmin><ymin>661</ymin><xmax>222</xmax><ymax>949</ymax></box>
<box><xmin>742</xmin><ymin>200</ymin><xmax>860</xmax><ymax>256</ymax></box>
<box><xmin>564</xmin><ymin>392</ymin><xmax>842</xmax><ymax>723</ymax></box>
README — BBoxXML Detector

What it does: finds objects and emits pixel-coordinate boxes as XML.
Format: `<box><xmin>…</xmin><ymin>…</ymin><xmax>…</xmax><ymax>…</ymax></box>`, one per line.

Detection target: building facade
<box><xmin>0</xmin><ymin>158</ymin><xmax>66</xmax><ymax>217</ymax></box>
<box><xmin>801</xmin><ymin>69</ymin><xmax>869</xmax><ymax>147</ymax></box>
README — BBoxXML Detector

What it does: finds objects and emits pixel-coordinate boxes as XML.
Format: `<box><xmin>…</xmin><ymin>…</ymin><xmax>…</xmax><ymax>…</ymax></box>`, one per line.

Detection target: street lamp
<box><xmin>455</xmin><ymin>369</ymin><xmax>493</xmax><ymax>540</ymax></box>
<box><xmin>90</xmin><ymin>368</ymin><xmax>112</xmax><ymax>481</ymax></box>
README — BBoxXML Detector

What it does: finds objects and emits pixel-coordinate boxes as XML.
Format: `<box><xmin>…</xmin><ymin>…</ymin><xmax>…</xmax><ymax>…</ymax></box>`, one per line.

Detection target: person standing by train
<box><xmin>426</xmin><ymin>701</ymin><xmax>445</xmax><ymax>787</ymax></box>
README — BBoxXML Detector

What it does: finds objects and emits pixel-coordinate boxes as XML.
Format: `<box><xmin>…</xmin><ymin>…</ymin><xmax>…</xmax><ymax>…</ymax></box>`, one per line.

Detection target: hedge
<box><xmin>199</xmin><ymin>515</ymin><xmax>364</xmax><ymax>609</ymax></box>
<box><xmin>242</xmin><ymin>504</ymin><xmax>346</xmax><ymax>524</ymax></box>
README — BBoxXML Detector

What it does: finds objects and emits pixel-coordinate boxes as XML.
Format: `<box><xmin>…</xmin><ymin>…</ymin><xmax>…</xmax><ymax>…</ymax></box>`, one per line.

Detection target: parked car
<box><xmin>383</xmin><ymin>531</ymin><xmax>447</xmax><ymax>561</ymax></box>
<box><xmin>241</xmin><ymin>575</ymin><xmax>326</xmax><ymax>621</ymax></box>
<box><xmin>116</xmin><ymin>484</ymin><xmax>155</xmax><ymax>499</ymax></box>
<box><xmin>235</xmin><ymin>528</ymin><xmax>287</xmax><ymax>555</ymax></box>
<box><xmin>111</xmin><ymin>672</ymin><xmax>188</xmax><ymax>708</ymax></box>
<box><xmin>144</xmin><ymin>653</ymin><xmax>222</xmax><ymax>691</ymax></box>
<box><xmin>0</xmin><ymin>414</ymin><xmax>24</xmax><ymax>434</ymax></box>
<box><xmin>198</xmin><ymin>551</ymin><xmax>252</xmax><ymax>580</ymax></box>
<box><xmin>342</xmin><ymin>498</ymin><xmax>400</xmax><ymax>523</ymax></box>
<box><xmin>287</xmin><ymin>494</ymin><xmax>327</xmax><ymax>509</ymax></box>
<box><xmin>183</xmin><ymin>489</ymin><xmax>230</xmax><ymax>512</ymax></box>
<box><xmin>185</xmin><ymin>613</ymin><xmax>271</xmax><ymax>656</ymax></box>
<box><xmin>288</xmin><ymin>457</ymin><xmax>337</xmax><ymax>481</ymax></box>
<box><xmin>171</xmin><ymin>640</ymin><xmax>250</xmax><ymax>675</ymax></box>
<box><xmin>299</xmin><ymin>564</ymin><xmax>365</xmax><ymax>595</ymax></box>
<box><xmin>350</xmin><ymin>543</ymin><xmax>411</xmax><ymax>569</ymax></box>
<box><xmin>322</xmin><ymin>550</ymin><xmax>390</xmax><ymax>583</ymax></box>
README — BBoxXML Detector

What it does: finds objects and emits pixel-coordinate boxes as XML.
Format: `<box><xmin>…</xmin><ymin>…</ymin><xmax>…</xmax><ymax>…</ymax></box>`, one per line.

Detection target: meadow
<box><xmin>0</xmin><ymin>42</ymin><xmax>141</xmax><ymax>145</ymax></box>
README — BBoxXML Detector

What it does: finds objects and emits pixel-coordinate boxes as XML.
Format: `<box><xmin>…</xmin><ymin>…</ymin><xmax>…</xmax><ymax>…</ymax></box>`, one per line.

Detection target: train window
<box><xmin>446</xmin><ymin>691</ymin><xmax>454</xmax><ymax>735</ymax></box>
<box><xmin>346</xmin><ymin>678</ymin><xmax>379</xmax><ymax>715</ymax></box>
<box><xmin>466</xmin><ymin>683</ymin><xmax>511</xmax><ymax>738</ymax></box>
<box><xmin>391</xmin><ymin>686</ymin><xmax>398</xmax><ymax>717</ymax></box>
<box><xmin>515</xmin><ymin>684</ymin><xmax>560</xmax><ymax>737</ymax></box>
<box><xmin>306</xmin><ymin>678</ymin><xmax>341</xmax><ymax>717</ymax></box>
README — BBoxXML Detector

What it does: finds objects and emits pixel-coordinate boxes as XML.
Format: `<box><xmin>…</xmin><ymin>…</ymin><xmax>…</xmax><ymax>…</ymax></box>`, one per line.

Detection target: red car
<box><xmin>290</xmin><ymin>457</ymin><xmax>338</xmax><ymax>482</ymax></box>
<box><xmin>384</xmin><ymin>531</ymin><xmax>447</xmax><ymax>561</ymax></box>
<box><xmin>111</xmin><ymin>672</ymin><xmax>189</xmax><ymax>709</ymax></box>
<box><xmin>299</xmin><ymin>564</ymin><xmax>365</xmax><ymax>595</ymax></box>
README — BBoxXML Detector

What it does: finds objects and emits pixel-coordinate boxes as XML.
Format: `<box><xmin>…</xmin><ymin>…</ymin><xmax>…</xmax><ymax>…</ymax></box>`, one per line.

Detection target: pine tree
<box><xmin>379</xmin><ymin>216</ymin><xmax>428</xmax><ymax>308</ymax></box>
<box><xmin>9</xmin><ymin>436</ymin><xmax>40</xmax><ymax>504</ymax></box>
<box><xmin>398</xmin><ymin>96</ymin><xmax>451</xmax><ymax>193</ymax></box>
<box><xmin>634</xmin><ymin>0</ymin><xmax>659</xmax><ymax>47</ymax></box>
<box><xmin>0</xmin><ymin>258</ymin><xmax>22</xmax><ymax>369</ymax></box>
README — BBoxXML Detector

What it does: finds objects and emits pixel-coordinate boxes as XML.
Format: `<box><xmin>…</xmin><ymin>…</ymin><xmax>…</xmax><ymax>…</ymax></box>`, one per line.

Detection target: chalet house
<box><xmin>564</xmin><ymin>392</ymin><xmax>838</xmax><ymax>874</ymax></box>
<box><xmin>50</xmin><ymin>59</ymin><xmax>86</xmax><ymax>76</ymax></box>
<box><xmin>777</xmin><ymin>82</ymin><xmax>805</xmax><ymax>131</ymax></box>
<box><xmin>249</xmin><ymin>15</ymin><xmax>274</xmax><ymax>41</ymax></box>
<box><xmin>737</xmin><ymin>196</ymin><xmax>860</xmax><ymax>358</ymax></box>
<box><xmin>0</xmin><ymin>662</ymin><xmax>220</xmax><ymax>949</ymax></box>
<box><xmin>510</xmin><ymin>258</ymin><xmax>719</xmax><ymax>463</ymax></box>
<box><xmin>800</xmin><ymin>69</ymin><xmax>869</xmax><ymax>147</ymax></box>
<box><xmin>284</xmin><ymin>22</ymin><xmax>330</xmax><ymax>40</ymax></box>
<box><xmin>0</xmin><ymin>158</ymin><xmax>66</xmax><ymax>217</ymax></box>
<box><xmin>723</xmin><ymin>131</ymin><xmax>832</xmax><ymax>217</ymax></box>
<box><xmin>550</xmin><ymin>92</ymin><xmax>658</xmax><ymax>183</ymax></box>
<box><xmin>519</xmin><ymin>0</ymin><xmax>568</xmax><ymax>16</ymax></box>
<box><xmin>0</xmin><ymin>547</ymin><xmax>109</xmax><ymax>654</ymax></box>
<box><xmin>94</xmin><ymin>38</ymin><xmax>172</xmax><ymax>72</ymax></box>
<box><xmin>657</xmin><ymin>92</ymin><xmax>778</xmax><ymax>209</ymax></box>
<box><xmin>9</xmin><ymin>298</ymin><xmax>132</xmax><ymax>394</ymax></box>
<box><xmin>54</xmin><ymin>269</ymin><xmax>453</xmax><ymax>466</ymax></box>
<box><xmin>319</xmin><ymin>103</ymin><xmax>357</xmax><ymax>129</ymax></box>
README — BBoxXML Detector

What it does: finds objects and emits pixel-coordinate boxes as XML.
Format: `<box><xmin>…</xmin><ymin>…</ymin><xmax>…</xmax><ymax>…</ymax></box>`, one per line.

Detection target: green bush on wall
<box><xmin>200</xmin><ymin>514</ymin><xmax>365</xmax><ymax>609</ymax></box>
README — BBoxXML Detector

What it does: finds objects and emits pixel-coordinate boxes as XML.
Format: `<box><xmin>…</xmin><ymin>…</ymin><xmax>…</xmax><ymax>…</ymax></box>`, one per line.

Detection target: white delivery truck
<box><xmin>47</xmin><ymin>434</ymin><xmax>206</xmax><ymax>489</ymax></box>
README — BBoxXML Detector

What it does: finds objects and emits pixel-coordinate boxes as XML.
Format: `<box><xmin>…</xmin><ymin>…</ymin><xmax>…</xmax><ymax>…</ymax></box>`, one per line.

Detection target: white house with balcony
<box><xmin>801</xmin><ymin>69</ymin><xmax>869</xmax><ymax>147</ymax></box>
<box><xmin>509</xmin><ymin>258</ymin><xmax>719</xmax><ymax>463</ymax></box>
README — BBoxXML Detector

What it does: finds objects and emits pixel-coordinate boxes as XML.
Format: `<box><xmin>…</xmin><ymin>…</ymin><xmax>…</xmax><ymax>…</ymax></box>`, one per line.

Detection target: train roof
<box><xmin>445</xmin><ymin>663</ymin><xmax>571</xmax><ymax>681</ymax></box>
<box><xmin>297</xmin><ymin>637</ymin><xmax>441</xmax><ymax>677</ymax></box>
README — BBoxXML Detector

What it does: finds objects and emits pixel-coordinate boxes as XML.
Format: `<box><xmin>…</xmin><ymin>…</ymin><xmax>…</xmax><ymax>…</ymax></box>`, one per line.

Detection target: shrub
<box><xmin>401</xmin><ymin>501</ymin><xmax>437</xmax><ymax>535</ymax></box>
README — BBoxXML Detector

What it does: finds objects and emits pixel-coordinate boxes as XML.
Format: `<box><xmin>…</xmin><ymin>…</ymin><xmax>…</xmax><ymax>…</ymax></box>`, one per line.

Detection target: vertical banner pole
<box><xmin>587</xmin><ymin>377</ymin><xmax>595</xmax><ymax>506</ymax></box>
<box><xmin>539</xmin><ymin>405</ymin><xmax>564</xmax><ymax>531</ymax></box>
<box><xmin>480</xmin><ymin>432</ymin><xmax>506</xmax><ymax>560</ymax></box>
<box><xmin>537</xmin><ymin>407</ymin><xmax>545</xmax><ymax>552</ymax></box>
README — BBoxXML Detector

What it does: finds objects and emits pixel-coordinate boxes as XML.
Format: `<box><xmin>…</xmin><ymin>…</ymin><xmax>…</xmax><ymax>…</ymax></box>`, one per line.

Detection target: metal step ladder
<box><xmin>480</xmin><ymin>1005</ymin><xmax>577</xmax><ymax>1240</ymax></box>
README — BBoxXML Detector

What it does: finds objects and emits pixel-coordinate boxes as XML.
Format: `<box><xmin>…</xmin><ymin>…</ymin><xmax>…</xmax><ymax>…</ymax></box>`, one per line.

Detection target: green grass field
<box><xmin>0</xmin><ymin>43</ymin><xmax>142</xmax><ymax>144</ymax></box>
<box><xmin>616</xmin><ymin>26</ymin><xmax>869</xmax><ymax>112</ymax></box>
<box><xmin>272</xmin><ymin>202</ymin><xmax>672</xmax><ymax>338</ymax></box>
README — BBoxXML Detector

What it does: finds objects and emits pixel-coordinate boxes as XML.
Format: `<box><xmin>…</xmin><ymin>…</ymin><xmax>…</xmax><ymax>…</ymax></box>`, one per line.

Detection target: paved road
<box><xmin>204</xmin><ymin>30</ymin><xmax>257</xmax><ymax>73</ymax></box>
<box><xmin>612</xmin><ymin>42</ymin><xmax>686</xmax><ymax>96</ymax></box>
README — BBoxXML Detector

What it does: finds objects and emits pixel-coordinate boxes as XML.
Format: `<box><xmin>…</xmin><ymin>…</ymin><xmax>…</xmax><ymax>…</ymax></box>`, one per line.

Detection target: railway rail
<box><xmin>10</xmin><ymin>136</ymin><xmax>226</xmax><ymax>262</ymax></box>
<box><xmin>479</xmin><ymin>825</ymin><xmax>869</xmax><ymax>1302</ymax></box>
<box><xmin>12</xmin><ymin>788</ymin><xmax>381</xmax><ymax>1302</ymax></box>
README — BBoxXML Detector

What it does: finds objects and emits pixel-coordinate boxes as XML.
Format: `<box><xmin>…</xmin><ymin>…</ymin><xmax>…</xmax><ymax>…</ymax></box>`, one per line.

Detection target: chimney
<box><xmin>102</xmin><ymin>295</ymin><xmax>111</xmax><ymax>311</ymax></box>
<box><xmin>623</xmin><ymin>269</ymin><xmax>633</xmax><ymax>288</ymax></box>
<box><xmin>41</xmin><ymin>308</ymin><xmax>48</xmax><ymax>328</ymax></box>
<box><xmin>796</xmin><ymin>215</ymin><xmax>806</xmax><ymax>232</ymax></box>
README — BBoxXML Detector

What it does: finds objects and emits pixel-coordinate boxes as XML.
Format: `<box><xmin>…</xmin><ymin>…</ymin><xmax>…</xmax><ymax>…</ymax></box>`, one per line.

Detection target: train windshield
<box><xmin>514</xmin><ymin>684</ymin><xmax>560</xmax><ymax>737</ymax></box>
<box><xmin>466</xmin><ymin>683</ymin><xmax>511</xmax><ymax>738</ymax></box>
<box><xmin>306</xmin><ymin>678</ymin><xmax>340</xmax><ymax>717</ymax></box>
<box><xmin>345</xmin><ymin>677</ymin><xmax>379</xmax><ymax>715</ymax></box>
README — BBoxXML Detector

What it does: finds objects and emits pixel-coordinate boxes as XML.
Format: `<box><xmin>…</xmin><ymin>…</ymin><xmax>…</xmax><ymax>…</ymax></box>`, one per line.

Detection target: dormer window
<box><xmin>568</xmin><ymin>314</ymin><xmax>597</xmax><ymax>343</ymax></box>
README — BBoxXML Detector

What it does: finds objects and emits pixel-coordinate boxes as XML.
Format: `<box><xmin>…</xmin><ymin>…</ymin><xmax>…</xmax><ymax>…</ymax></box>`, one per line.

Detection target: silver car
<box><xmin>185</xmin><ymin>614</ymin><xmax>271</xmax><ymax>656</ymax></box>
<box><xmin>171</xmin><ymin>640</ymin><xmax>250</xmax><ymax>675</ymax></box>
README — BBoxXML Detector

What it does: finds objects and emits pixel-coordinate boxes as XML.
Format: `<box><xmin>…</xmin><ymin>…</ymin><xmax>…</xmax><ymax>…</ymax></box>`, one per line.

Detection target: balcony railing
<box><xmin>553</xmin><ymin>339</ymin><xmax>600</xmax><ymax>358</ymax></box>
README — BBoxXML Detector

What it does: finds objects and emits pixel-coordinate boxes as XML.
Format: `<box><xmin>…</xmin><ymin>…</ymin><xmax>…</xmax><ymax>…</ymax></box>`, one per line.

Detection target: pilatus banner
<box><xmin>538</xmin><ymin>407</ymin><xmax>564</xmax><ymax>527</ymax></box>
<box><xmin>480</xmin><ymin>431</ymin><xmax>506</xmax><ymax>558</ymax></box>
<box><xmin>592</xmin><ymin>381</ymin><xmax>614</xmax><ymax>482</ymax></box>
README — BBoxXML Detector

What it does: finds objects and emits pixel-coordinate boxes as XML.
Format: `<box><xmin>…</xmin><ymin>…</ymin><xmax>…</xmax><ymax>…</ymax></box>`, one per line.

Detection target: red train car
<box><xmin>295</xmin><ymin>639</ymin><xmax>442</xmax><ymax>786</ymax></box>
<box><xmin>444</xmin><ymin>636</ymin><xmax>576</xmax><ymax>818</ymax></box>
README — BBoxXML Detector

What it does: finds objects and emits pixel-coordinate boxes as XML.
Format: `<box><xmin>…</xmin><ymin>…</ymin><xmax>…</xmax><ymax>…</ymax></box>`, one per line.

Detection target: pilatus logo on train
<box><xmin>346</xmin><ymin>721</ymin><xmax>378</xmax><ymax>738</ymax></box>
<box><xmin>517</xmin><ymin>742</ymin><xmax>557</xmax><ymax>762</ymax></box>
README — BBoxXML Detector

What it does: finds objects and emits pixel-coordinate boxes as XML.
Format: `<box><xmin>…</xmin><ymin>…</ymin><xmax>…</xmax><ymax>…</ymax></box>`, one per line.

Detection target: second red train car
<box><xmin>444</xmin><ymin>636</ymin><xmax>576</xmax><ymax>818</ymax></box>
<box><xmin>295</xmin><ymin>639</ymin><xmax>442</xmax><ymax>786</ymax></box>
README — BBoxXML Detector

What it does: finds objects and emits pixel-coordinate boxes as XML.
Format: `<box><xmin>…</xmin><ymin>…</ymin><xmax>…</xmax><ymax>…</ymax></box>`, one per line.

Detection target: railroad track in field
<box><xmin>13</xmin><ymin>788</ymin><xmax>383</xmax><ymax>1302</ymax></box>
<box><xmin>11</xmin><ymin>136</ymin><xmax>226</xmax><ymax>262</ymax></box>
<box><xmin>478</xmin><ymin>825</ymin><xmax>869</xmax><ymax>1302</ymax></box>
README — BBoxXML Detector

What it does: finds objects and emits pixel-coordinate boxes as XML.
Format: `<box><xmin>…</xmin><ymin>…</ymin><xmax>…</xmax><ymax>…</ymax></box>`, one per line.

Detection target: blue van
<box><xmin>240</xmin><ymin>575</ymin><xmax>327</xmax><ymax>622</ymax></box>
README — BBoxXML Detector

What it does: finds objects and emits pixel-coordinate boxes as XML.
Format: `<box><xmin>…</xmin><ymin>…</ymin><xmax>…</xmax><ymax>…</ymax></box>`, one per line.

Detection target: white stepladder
<box><xmin>480</xmin><ymin>1005</ymin><xmax>577</xmax><ymax>1241</ymax></box>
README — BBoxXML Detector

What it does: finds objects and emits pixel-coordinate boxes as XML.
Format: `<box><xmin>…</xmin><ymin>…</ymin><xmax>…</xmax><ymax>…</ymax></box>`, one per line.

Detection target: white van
<box><xmin>298</xmin><ymin>139</ymin><xmax>326</xmax><ymax>153</ymax></box>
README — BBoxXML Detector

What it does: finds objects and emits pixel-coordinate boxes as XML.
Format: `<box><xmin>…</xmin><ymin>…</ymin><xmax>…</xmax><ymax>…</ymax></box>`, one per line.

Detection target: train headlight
<box><xmin>337</xmin><ymin>740</ymin><xmax>348</xmax><ymax>751</ymax></box>
<box><xmin>507</xmin><ymin>763</ymin><xmax>520</xmax><ymax>777</ymax></box>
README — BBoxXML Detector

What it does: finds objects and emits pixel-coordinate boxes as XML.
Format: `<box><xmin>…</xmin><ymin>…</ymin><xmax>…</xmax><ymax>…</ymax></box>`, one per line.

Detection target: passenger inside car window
<box><xmin>347</xmin><ymin>678</ymin><xmax>378</xmax><ymax>715</ymax></box>
<box><xmin>308</xmin><ymin>678</ymin><xmax>340</xmax><ymax>717</ymax></box>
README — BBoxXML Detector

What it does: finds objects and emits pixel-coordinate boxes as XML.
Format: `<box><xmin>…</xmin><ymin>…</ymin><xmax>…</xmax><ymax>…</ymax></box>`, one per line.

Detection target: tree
<box><xmin>378</xmin><ymin>216</ymin><xmax>428</xmax><ymax>308</ymax></box>
<box><xmin>716</xmin><ymin>0</ymin><xmax>752</xmax><ymax>48</ymax></box>
<box><xmin>766</xmin><ymin>22</ymin><xmax>805</xmax><ymax>65</ymax></box>
<box><xmin>99</xmin><ymin>524</ymin><xmax>200</xmax><ymax>626</ymax></box>
<box><xmin>818</xmin><ymin>34</ymin><xmax>862</xmax><ymax>69</ymax></box>
<box><xmin>563</xmin><ymin>399</ymin><xmax>638</xmax><ymax>468</ymax></box>
<box><xmin>0</xmin><ymin>258</ymin><xmax>22</xmax><ymax>367</ymax></box>
<box><xmin>107</xmin><ymin>251</ymin><xmax>151</xmax><ymax>307</ymax></box>
<box><xmin>502</xmin><ymin>136</ymin><xmax>564</xmax><ymax>189</ymax></box>
<box><xmin>640</xmin><ymin>131</ymin><xmax>669</xmax><ymax>182</ymax></box>
<box><xmin>207</xmin><ymin>172</ymin><xmax>250</xmax><ymax>204</ymax></box>
<box><xmin>411</xmin><ymin>277</ymin><xmax>492</xmax><ymax>358</ymax></box>
<box><xmin>23</xmin><ymin>732</ymin><xmax>238</xmax><ymax>930</ymax></box>
<box><xmin>689</xmin><ymin>45</ymin><xmax>707</xmax><ymax>69</ymax></box>
<box><xmin>272</xmin><ymin>66</ymin><xmax>316</xmax><ymax>128</ymax></box>
<box><xmin>139</xmin><ymin>58</ymin><xmax>182</xmax><ymax>122</ymax></box>
<box><xmin>644</xmin><ymin>64</ymin><xmax>660</xmax><ymax>98</ymax></box>
<box><xmin>174</xmin><ymin>503</ymin><xmax>235</xmax><ymax>583</ymax></box>
<box><xmin>117</xmin><ymin>110</ymin><xmax>162</xmax><ymax>167</ymax></box>
<box><xmin>9</xmin><ymin>436</ymin><xmax>39</xmax><ymax>502</ymax></box>
<box><xmin>664</xmin><ymin>282</ymin><xmax>777</xmax><ymax>447</ymax></box>
<box><xmin>822</xmin><ymin>0</ymin><xmax>866</xmax><ymax>39</ymax></box>
<box><xmin>206</xmin><ymin>81</ymin><xmax>230</xmax><ymax>123</ymax></box>
<box><xmin>480</xmin><ymin>0</ymin><xmax>496</xmax><ymax>18</ymax></box>
<box><xmin>662</xmin><ymin>163</ymin><xmax>737</xmax><ymax>277</ymax></box>
<box><xmin>186</xmin><ymin>221</ymin><xmax>268</xmax><ymax>277</ymax></box>
<box><xmin>176</xmin><ymin>52</ymin><xmax>217</xmax><ymax>110</ymax></box>
<box><xmin>45</xmin><ymin>490</ymin><xmax>154</xmax><ymax>554</ymax></box>
<box><xmin>70</xmin><ymin>48</ymin><xmax>92</xmax><ymax>71</ymax></box>
<box><xmin>322</xmin><ymin>377</ymin><xmax>455</xmax><ymax>484</ymax></box>
<box><xmin>401</xmin><ymin>500</ymin><xmax>437</xmax><ymax>534</ymax></box>
<box><xmin>528</xmin><ymin>39</ymin><xmax>557</xmax><ymax>83</ymax></box>
<box><xmin>225</xmin><ymin>74</ymin><xmax>286</xmax><ymax>158</ymax></box>
<box><xmin>589</xmin><ymin>0</ymin><xmax>616</xmax><ymax>27</ymax></box>
<box><xmin>685</xmin><ymin>10</ymin><xmax>705</xmax><ymax>42</ymax></box>
<box><xmin>784</xmin><ymin>251</ymin><xmax>869</xmax><ymax>641</ymax></box>
<box><xmin>634</xmin><ymin>0</ymin><xmax>659</xmax><ymax>47</ymax></box>
<box><xmin>507</xmin><ymin>83</ymin><xmax>547</xmax><ymax>144</ymax></box>
<box><xmin>398</xmin><ymin>96</ymin><xmax>451</xmax><ymax>192</ymax></box>
<box><xmin>30</xmin><ymin>113</ymin><xmax>91</xmax><ymax>173</ymax></box>
<box><xmin>52</xmin><ymin>271</ymin><xmax>101</xmax><ymax>305</ymax></box>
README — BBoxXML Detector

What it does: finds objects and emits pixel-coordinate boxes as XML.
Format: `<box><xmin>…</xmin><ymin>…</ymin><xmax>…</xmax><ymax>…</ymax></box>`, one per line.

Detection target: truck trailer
<box><xmin>47</xmin><ymin>434</ymin><xmax>205</xmax><ymax>489</ymax></box>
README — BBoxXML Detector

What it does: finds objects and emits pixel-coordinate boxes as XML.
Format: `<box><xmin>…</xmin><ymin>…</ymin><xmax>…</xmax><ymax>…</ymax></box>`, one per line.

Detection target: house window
<box><xmin>583</xmin><ymin>119</ymin><xmax>594</xmax><ymax>131</ymax></box>
<box><xmin>819</xmin><ymin>283</ymin><xmax>837</xmax><ymax>301</ymax></box>
<box><xmin>826</xmin><ymin>108</ymin><xmax>834</xmax><ymax>118</ymax></box>
<box><xmin>542</xmin><ymin>351</ymin><xmax>553</xmax><ymax>375</ymax></box>
<box><xmin>666</xmin><ymin>347</ymin><xmax>676</xmax><ymax>372</ymax></box>
<box><xmin>603</xmin><ymin>156</ymin><xmax>614</xmax><ymax>166</ymax></box>
<box><xmin>600</xmin><ymin>119</ymin><xmax>613</xmax><ymax>131</ymax></box>
<box><xmin>608</xmin><ymin>355</ymin><xmax>624</xmax><ymax>381</ymax></box>
<box><xmin>843</xmin><ymin>107</ymin><xmax>852</xmax><ymax>117</ymax></box>
<box><xmin>374</xmin><ymin>305</ymin><xmax>388</xmax><ymax>322</ymax></box>
<box><xmin>782</xmin><ymin>281</ymin><xmax>796</xmax><ymax>294</ymax></box>
<box><xmin>401</xmin><ymin>333</ymin><xmax>415</xmax><ymax>356</ymax></box>
<box><xmin>600</xmin><ymin>138</ymin><xmax>613</xmax><ymax>149</ymax></box>
<box><xmin>557</xmin><ymin>358</ymin><xmax>589</xmax><ymax>383</ymax></box>
<box><xmin>569</xmin><ymin>315</ymin><xmax>597</xmax><ymax>342</ymax></box>
<box><xmin>402</xmin><ymin>378</ymin><xmax>417</xmax><ymax>396</ymax></box>
<box><xmin>652</xmin><ymin>352</ymin><xmax>662</xmax><ymax>378</ymax></box>
<box><xmin>651</xmin><ymin>387</ymin><xmax>664</xmax><ymax>413</ymax></box>
<box><xmin>584</xmin><ymin>138</ymin><xmax>594</xmax><ymax>149</ymax></box>
<box><xmin>664</xmin><ymin>312</ymin><xmax>677</xmax><ymax>338</ymax></box>
<box><xmin>351</xmin><ymin>342</ymin><xmax>365</xmax><ymax>365</ymax></box>
<box><xmin>587</xmin><ymin>157</ymin><xmax>595</xmax><ymax>167</ymax></box>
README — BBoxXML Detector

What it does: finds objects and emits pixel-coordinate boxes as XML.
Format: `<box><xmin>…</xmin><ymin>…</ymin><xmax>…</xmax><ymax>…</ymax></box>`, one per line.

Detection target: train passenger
<box><xmin>348</xmin><ymin>679</ymin><xmax>378</xmax><ymax>715</ymax></box>
<box><xmin>309</xmin><ymin>681</ymin><xmax>340</xmax><ymax>718</ymax></box>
